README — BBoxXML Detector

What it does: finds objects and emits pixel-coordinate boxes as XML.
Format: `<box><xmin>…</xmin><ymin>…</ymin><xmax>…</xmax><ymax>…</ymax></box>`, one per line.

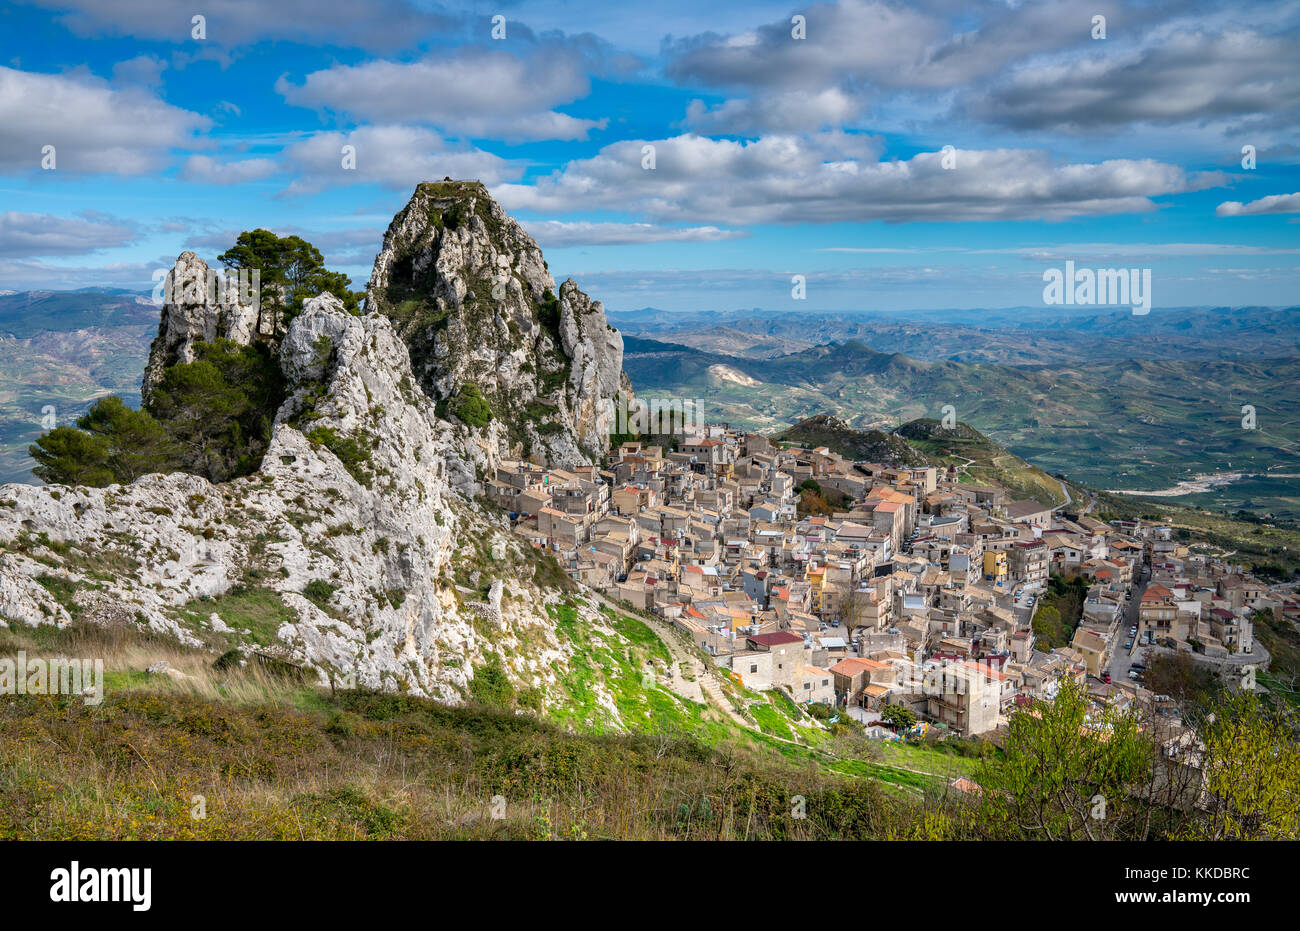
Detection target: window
<box><xmin>750</xmin><ymin>664</ymin><xmax>758</xmax><ymax>674</ymax></box>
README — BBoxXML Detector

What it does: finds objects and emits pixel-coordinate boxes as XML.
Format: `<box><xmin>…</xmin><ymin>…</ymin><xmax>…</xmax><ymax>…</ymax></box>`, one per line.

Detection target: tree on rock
<box><xmin>219</xmin><ymin>229</ymin><xmax>361</xmax><ymax>334</ymax></box>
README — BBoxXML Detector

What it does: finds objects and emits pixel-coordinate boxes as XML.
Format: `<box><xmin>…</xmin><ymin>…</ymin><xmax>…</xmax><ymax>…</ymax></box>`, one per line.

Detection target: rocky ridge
<box><xmin>366</xmin><ymin>180</ymin><xmax>628</xmax><ymax>469</ymax></box>
<box><xmin>0</xmin><ymin>185</ymin><xmax>651</xmax><ymax>718</ymax></box>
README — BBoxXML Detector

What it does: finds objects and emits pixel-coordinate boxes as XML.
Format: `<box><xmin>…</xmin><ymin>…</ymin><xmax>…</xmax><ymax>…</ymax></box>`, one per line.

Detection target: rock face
<box><xmin>0</xmin><ymin>293</ymin><xmax>578</xmax><ymax>700</ymax></box>
<box><xmin>366</xmin><ymin>181</ymin><xmax>624</xmax><ymax>468</ymax></box>
<box><xmin>0</xmin><ymin>184</ymin><xmax>643</xmax><ymax>710</ymax></box>
<box><xmin>141</xmin><ymin>251</ymin><xmax>265</xmax><ymax>405</ymax></box>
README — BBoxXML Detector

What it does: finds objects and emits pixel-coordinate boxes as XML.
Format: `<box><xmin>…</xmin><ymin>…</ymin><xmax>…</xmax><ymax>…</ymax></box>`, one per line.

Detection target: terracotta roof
<box><xmin>749</xmin><ymin>631</ymin><xmax>803</xmax><ymax>647</ymax></box>
<box><xmin>830</xmin><ymin>657</ymin><xmax>888</xmax><ymax>675</ymax></box>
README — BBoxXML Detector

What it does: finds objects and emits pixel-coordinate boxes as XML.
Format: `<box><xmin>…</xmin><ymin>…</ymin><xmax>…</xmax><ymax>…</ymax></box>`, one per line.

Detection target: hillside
<box><xmin>0</xmin><ymin>585</ymin><xmax>1007</xmax><ymax>839</ymax></box>
<box><xmin>621</xmin><ymin>335</ymin><xmax>1300</xmax><ymax>508</ymax></box>
<box><xmin>614</xmin><ymin>305</ymin><xmax>1300</xmax><ymax>366</ymax></box>
<box><xmin>775</xmin><ymin>414</ymin><xmax>937</xmax><ymax>468</ymax></box>
<box><xmin>0</xmin><ymin>184</ymin><xmax>632</xmax><ymax>707</ymax></box>
<box><xmin>0</xmin><ymin>290</ymin><xmax>156</xmax><ymax>483</ymax></box>
<box><xmin>773</xmin><ymin>414</ymin><xmax>1067</xmax><ymax>507</ymax></box>
<box><xmin>896</xmin><ymin>418</ymin><xmax>1069</xmax><ymax>508</ymax></box>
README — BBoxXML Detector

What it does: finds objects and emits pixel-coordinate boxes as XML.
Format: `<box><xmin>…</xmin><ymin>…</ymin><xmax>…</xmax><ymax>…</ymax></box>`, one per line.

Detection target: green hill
<box><xmin>774</xmin><ymin>414</ymin><xmax>937</xmax><ymax>468</ymax></box>
<box><xmin>896</xmin><ymin>418</ymin><xmax>1068</xmax><ymax>508</ymax></box>
<box><xmin>621</xmin><ymin>335</ymin><xmax>1300</xmax><ymax>509</ymax></box>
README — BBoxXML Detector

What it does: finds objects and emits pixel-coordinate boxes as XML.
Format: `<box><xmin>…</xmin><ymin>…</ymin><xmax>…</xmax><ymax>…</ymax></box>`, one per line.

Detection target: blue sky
<box><xmin>1</xmin><ymin>0</ymin><xmax>1298</xmax><ymax>311</ymax></box>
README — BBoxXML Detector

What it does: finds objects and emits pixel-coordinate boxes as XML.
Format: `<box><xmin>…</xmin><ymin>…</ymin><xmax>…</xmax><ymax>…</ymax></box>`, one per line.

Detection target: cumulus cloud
<box><xmin>495</xmin><ymin>134</ymin><xmax>1224</xmax><ymax>224</ymax></box>
<box><xmin>280</xmin><ymin>125</ymin><xmax>523</xmax><ymax>196</ymax></box>
<box><xmin>0</xmin><ymin>211</ymin><xmax>137</xmax><ymax>257</ymax></box>
<box><xmin>965</xmin><ymin>29</ymin><xmax>1300</xmax><ymax>132</ymax></box>
<box><xmin>25</xmin><ymin>0</ymin><xmax>458</xmax><ymax>52</ymax></box>
<box><xmin>179</xmin><ymin>154</ymin><xmax>279</xmax><ymax>184</ymax></box>
<box><xmin>1216</xmin><ymin>192</ymin><xmax>1300</xmax><ymax>217</ymax></box>
<box><xmin>277</xmin><ymin>47</ymin><xmax>606</xmax><ymax>141</ymax></box>
<box><xmin>684</xmin><ymin>88</ymin><xmax>866</xmax><ymax>134</ymax></box>
<box><xmin>0</xmin><ymin>66</ymin><xmax>209</xmax><ymax>174</ymax></box>
<box><xmin>665</xmin><ymin>0</ymin><xmax>1122</xmax><ymax>92</ymax></box>
<box><xmin>523</xmin><ymin>220</ymin><xmax>748</xmax><ymax>247</ymax></box>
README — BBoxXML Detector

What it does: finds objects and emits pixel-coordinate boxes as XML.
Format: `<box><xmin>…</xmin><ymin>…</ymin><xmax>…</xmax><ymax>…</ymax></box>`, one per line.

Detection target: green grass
<box><xmin>176</xmin><ymin>586</ymin><xmax>297</xmax><ymax>647</ymax></box>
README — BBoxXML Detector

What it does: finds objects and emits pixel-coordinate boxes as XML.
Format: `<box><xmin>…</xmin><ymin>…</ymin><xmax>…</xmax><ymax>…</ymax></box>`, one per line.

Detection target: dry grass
<box><xmin>0</xmin><ymin>619</ymin><xmax>990</xmax><ymax>840</ymax></box>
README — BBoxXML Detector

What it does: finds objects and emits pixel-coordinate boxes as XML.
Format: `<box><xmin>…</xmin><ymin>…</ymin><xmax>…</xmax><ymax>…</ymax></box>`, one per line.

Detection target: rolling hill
<box><xmin>622</xmin><ymin>335</ymin><xmax>1300</xmax><ymax>511</ymax></box>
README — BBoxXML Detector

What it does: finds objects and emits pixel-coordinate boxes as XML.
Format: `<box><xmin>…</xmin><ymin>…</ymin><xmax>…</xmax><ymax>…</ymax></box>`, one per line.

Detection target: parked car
<box><xmin>1124</xmin><ymin>640</ymin><xmax>1134</xmax><ymax>650</ymax></box>
<box><xmin>1101</xmin><ymin>672</ymin><xmax>1112</xmax><ymax>683</ymax></box>
<box><xmin>1130</xmin><ymin>626</ymin><xmax>1138</xmax><ymax>636</ymax></box>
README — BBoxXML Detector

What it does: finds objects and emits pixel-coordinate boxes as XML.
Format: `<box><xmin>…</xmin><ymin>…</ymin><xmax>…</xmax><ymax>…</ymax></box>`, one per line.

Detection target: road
<box><xmin>1106</xmin><ymin>568</ymin><xmax>1149</xmax><ymax>684</ymax></box>
<box><xmin>1052</xmin><ymin>479</ymin><xmax>1097</xmax><ymax>515</ymax></box>
<box><xmin>1053</xmin><ymin>479</ymin><xmax>1072</xmax><ymax>512</ymax></box>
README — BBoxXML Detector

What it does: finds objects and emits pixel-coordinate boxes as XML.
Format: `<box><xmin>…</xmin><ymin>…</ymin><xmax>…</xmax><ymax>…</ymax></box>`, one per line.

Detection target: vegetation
<box><xmin>451</xmin><ymin>382</ymin><xmax>493</xmax><ymax>428</ymax></box>
<box><xmin>303</xmin><ymin>425</ymin><xmax>373</xmax><ymax>488</ymax></box>
<box><xmin>1030</xmin><ymin>573</ymin><xmax>1091</xmax><ymax>649</ymax></box>
<box><xmin>31</xmin><ymin>340</ymin><xmax>286</xmax><ymax>486</ymax></box>
<box><xmin>24</xmin><ymin>228</ymin><xmax>364</xmax><ymax>489</ymax></box>
<box><xmin>217</xmin><ymin>228</ymin><xmax>362</xmax><ymax>330</ymax></box>
<box><xmin>0</xmin><ymin>610</ymin><xmax>1296</xmax><ymax>840</ymax></box>
<box><xmin>880</xmin><ymin>704</ymin><xmax>917</xmax><ymax>731</ymax></box>
<box><xmin>777</xmin><ymin>414</ymin><xmax>935</xmax><ymax>468</ymax></box>
<box><xmin>29</xmin><ymin>396</ymin><xmax>173</xmax><ymax>487</ymax></box>
<box><xmin>981</xmin><ymin>678</ymin><xmax>1300</xmax><ymax>840</ymax></box>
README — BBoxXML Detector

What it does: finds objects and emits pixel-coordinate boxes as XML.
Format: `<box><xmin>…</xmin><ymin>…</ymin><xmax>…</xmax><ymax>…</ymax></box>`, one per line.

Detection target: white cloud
<box><xmin>25</xmin><ymin>0</ymin><xmax>458</xmax><ymax>52</ymax></box>
<box><xmin>666</xmin><ymin>0</ymin><xmax>1123</xmax><ymax>91</ymax></box>
<box><xmin>496</xmin><ymin>134</ymin><xmax>1225</xmax><ymax>225</ymax></box>
<box><xmin>179</xmin><ymin>155</ymin><xmax>279</xmax><ymax>184</ymax></box>
<box><xmin>0</xmin><ymin>256</ymin><xmax>166</xmax><ymax>291</ymax></box>
<box><xmin>0</xmin><ymin>66</ymin><xmax>209</xmax><ymax>174</ymax></box>
<box><xmin>0</xmin><ymin>211</ymin><xmax>137</xmax><ymax>257</ymax></box>
<box><xmin>523</xmin><ymin>220</ymin><xmax>747</xmax><ymax>246</ymax></box>
<box><xmin>684</xmin><ymin>88</ymin><xmax>866</xmax><ymax>134</ymax></box>
<box><xmin>1216</xmin><ymin>192</ymin><xmax>1300</xmax><ymax>217</ymax></box>
<box><xmin>278</xmin><ymin>48</ymin><xmax>606</xmax><ymax>141</ymax></box>
<box><xmin>966</xmin><ymin>29</ymin><xmax>1300</xmax><ymax>132</ymax></box>
<box><xmin>281</xmin><ymin>125</ymin><xmax>524</xmax><ymax>195</ymax></box>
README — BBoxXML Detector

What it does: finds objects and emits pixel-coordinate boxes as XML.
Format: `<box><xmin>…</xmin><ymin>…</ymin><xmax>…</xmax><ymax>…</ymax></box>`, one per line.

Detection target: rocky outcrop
<box><xmin>0</xmin><ymin>293</ymin><xmax>588</xmax><ymax>701</ymax></box>
<box><xmin>366</xmin><ymin>181</ymin><xmax>624</xmax><ymax>467</ymax></box>
<box><xmin>0</xmin><ymin>183</ymin><xmax>649</xmax><ymax>711</ymax></box>
<box><xmin>141</xmin><ymin>251</ymin><xmax>265</xmax><ymax>405</ymax></box>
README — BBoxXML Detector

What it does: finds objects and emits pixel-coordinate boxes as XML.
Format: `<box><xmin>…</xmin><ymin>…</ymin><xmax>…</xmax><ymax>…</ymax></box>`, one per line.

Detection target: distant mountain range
<box><xmin>0</xmin><ymin>289</ymin><xmax>156</xmax><ymax>482</ymax></box>
<box><xmin>609</xmin><ymin>305</ymin><xmax>1300</xmax><ymax>365</ymax></box>
<box><xmin>3</xmin><ymin>290</ymin><xmax>1298</xmax><ymax>520</ymax></box>
<box><xmin>621</xmin><ymin>331</ymin><xmax>1300</xmax><ymax>516</ymax></box>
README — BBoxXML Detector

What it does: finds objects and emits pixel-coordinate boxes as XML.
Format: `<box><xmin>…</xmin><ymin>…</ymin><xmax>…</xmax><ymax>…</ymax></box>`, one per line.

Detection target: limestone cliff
<box><xmin>141</xmin><ymin>251</ymin><xmax>265</xmax><ymax>406</ymax></box>
<box><xmin>0</xmin><ymin>184</ymin><xmax>644</xmax><ymax>715</ymax></box>
<box><xmin>366</xmin><ymin>181</ymin><xmax>624</xmax><ymax>468</ymax></box>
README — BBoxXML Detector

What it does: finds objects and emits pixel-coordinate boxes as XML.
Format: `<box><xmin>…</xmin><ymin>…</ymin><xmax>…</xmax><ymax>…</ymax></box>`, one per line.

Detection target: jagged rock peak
<box><xmin>141</xmin><ymin>251</ymin><xmax>267</xmax><ymax>405</ymax></box>
<box><xmin>366</xmin><ymin>180</ymin><xmax>624</xmax><ymax>468</ymax></box>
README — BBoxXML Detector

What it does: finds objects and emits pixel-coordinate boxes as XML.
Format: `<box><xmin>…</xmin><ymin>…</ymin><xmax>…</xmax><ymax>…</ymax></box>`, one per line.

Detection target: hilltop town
<box><xmin>493</xmin><ymin>421</ymin><xmax>1288</xmax><ymax>739</ymax></box>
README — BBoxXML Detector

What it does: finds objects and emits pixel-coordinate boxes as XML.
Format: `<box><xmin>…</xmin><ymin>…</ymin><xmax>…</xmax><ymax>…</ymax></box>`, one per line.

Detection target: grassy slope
<box><xmin>897</xmin><ymin>419</ymin><xmax>1067</xmax><ymax>507</ymax></box>
<box><xmin>0</xmin><ymin>604</ymin><xmax>998</xmax><ymax>839</ymax></box>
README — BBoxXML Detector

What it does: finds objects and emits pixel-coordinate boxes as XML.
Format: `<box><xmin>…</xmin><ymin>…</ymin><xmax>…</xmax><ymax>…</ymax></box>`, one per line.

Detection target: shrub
<box><xmin>451</xmin><ymin>383</ymin><xmax>493</xmax><ymax>428</ymax></box>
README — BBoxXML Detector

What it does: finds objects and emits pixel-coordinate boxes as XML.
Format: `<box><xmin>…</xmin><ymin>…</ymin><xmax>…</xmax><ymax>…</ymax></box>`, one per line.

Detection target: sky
<box><xmin>1</xmin><ymin>0</ymin><xmax>1298</xmax><ymax>312</ymax></box>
